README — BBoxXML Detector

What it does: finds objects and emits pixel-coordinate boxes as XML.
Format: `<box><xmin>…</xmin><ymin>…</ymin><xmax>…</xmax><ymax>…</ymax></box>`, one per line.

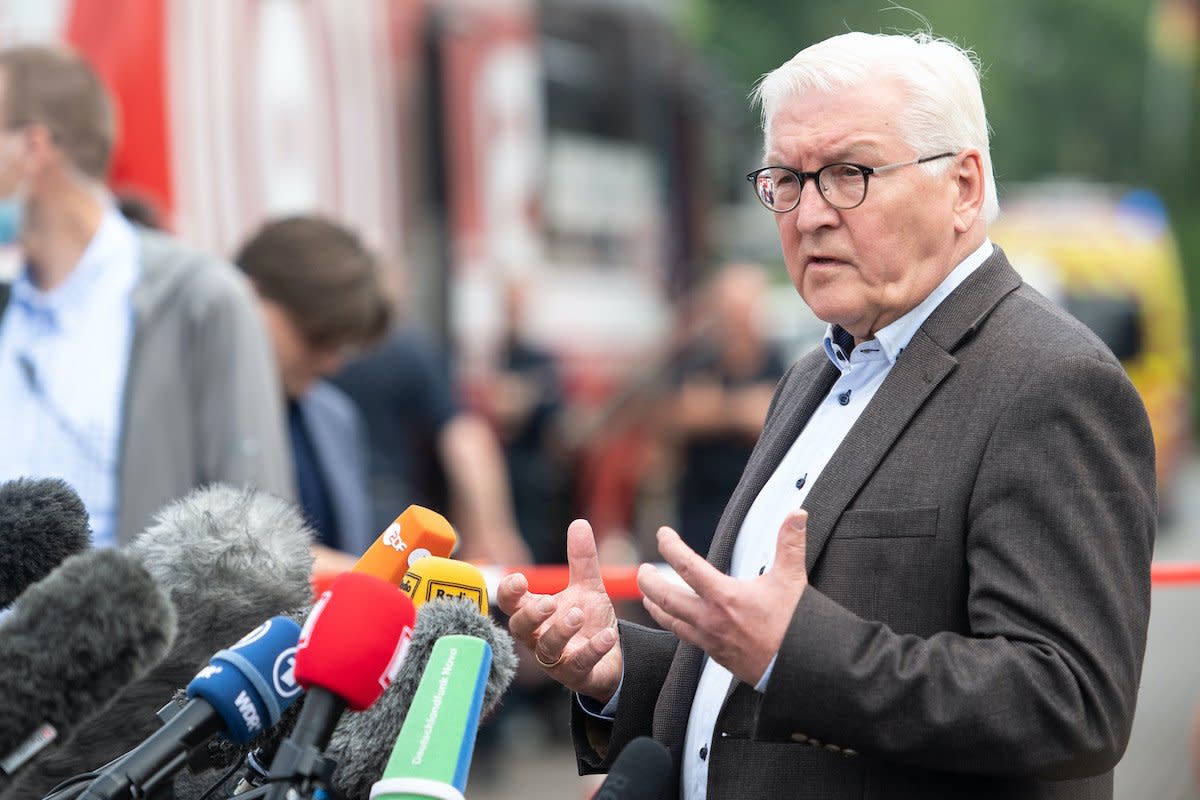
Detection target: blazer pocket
<box><xmin>835</xmin><ymin>506</ymin><xmax>939</xmax><ymax>539</ymax></box>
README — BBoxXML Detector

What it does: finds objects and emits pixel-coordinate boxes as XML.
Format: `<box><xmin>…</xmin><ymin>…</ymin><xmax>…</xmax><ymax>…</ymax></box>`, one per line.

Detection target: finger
<box><xmin>637</xmin><ymin>562</ymin><xmax>703</xmax><ymax>627</ymax></box>
<box><xmin>561</xmin><ymin>626</ymin><xmax>619</xmax><ymax>682</ymax></box>
<box><xmin>654</xmin><ymin>526</ymin><xmax>725</xmax><ymax>597</ymax></box>
<box><xmin>643</xmin><ymin>594</ymin><xmax>702</xmax><ymax>649</ymax></box>
<box><xmin>566</xmin><ymin>519</ymin><xmax>604</xmax><ymax>586</ymax></box>
<box><xmin>771</xmin><ymin>508</ymin><xmax>809</xmax><ymax>578</ymax></box>
<box><xmin>533</xmin><ymin>605</ymin><xmax>585</xmax><ymax>666</ymax></box>
<box><xmin>495</xmin><ymin>572</ymin><xmax>531</xmax><ymax>616</ymax></box>
<box><xmin>507</xmin><ymin>592</ymin><xmax>558</xmax><ymax>641</ymax></box>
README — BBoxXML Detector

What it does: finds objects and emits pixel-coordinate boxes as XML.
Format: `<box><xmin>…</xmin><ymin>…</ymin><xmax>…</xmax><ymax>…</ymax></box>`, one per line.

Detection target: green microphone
<box><xmin>368</xmin><ymin>635</ymin><xmax>492</xmax><ymax>800</ymax></box>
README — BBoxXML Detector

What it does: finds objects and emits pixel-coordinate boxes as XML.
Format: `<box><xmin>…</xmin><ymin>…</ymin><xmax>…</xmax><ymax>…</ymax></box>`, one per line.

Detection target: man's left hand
<box><xmin>637</xmin><ymin>508</ymin><xmax>809</xmax><ymax>686</ymax></box>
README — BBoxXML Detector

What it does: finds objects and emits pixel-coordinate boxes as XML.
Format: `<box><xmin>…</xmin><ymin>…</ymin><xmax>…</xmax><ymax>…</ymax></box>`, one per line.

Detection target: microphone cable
<box><xmin>192</xmin><ymin>759</ymin><xmax>244</xmax><ymax>800</ymax></box>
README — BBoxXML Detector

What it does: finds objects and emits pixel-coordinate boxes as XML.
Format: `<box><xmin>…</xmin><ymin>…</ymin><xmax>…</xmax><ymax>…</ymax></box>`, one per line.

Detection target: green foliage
<box><xmin>686</xmin><ymin>0</ymin><xmax>1158</xmax><ymax>187</ymax></box>
<box><xmin>686</xmin><ymin>0</ymin><xmax>1200</xmax><ymax>421</ymax></box>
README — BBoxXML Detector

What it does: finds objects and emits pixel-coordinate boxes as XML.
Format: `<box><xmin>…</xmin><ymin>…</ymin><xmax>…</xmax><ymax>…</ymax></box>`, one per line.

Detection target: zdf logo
<box><xmin>383</xmin><ymin>522</ymin><xmax>408</xmax><ymax>552</ymax></box>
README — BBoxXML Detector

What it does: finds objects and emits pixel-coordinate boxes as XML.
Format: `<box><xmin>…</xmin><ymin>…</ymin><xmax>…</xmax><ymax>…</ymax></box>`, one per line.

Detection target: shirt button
<box><xmin>795</xmin><ymin>473</ymin><xmax>806</xmax><ymax>490</ymax></box>
<box><xmin>838</xmin><ymin>390</ymin><xmax>851</xmax><ymax>405</ymax></box>
<box><xmin>699</xmin><ymin>745</ymin><xmax>708</xmax><ymax>760</ymax></box>
<box><xmin>758</xmin><ymin>565</ymin><xmax>765</xmax><ymax>576</ymax></box>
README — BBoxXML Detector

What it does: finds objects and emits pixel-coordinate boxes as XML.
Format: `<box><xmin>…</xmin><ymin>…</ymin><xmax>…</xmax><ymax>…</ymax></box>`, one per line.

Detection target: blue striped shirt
<box><xmin>0</xmin><ymin>209</ymin><xmax>141</xmax><ymax>549</ymax></box>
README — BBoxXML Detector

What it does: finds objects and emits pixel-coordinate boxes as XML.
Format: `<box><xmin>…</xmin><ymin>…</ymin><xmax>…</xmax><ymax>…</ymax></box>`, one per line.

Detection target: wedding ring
<box><xmin>535</xmin><ymin>649</ymin><xmax>565</xmax><ymax>669</ymax></box>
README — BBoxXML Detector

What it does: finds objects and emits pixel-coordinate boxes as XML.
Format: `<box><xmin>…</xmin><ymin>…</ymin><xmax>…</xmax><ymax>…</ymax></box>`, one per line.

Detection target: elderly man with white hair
<box><xmin>499</xmin><ymin>29</ymin><xmax>1155</xmax><ymax>799</ymax></box>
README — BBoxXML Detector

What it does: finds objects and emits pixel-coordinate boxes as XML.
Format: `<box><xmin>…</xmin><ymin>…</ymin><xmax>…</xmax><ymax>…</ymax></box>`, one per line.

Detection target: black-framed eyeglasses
<box><xmin>746</xmin><ymin>152</ymin><xmax>957</xmax><ymax>213</ymax></box>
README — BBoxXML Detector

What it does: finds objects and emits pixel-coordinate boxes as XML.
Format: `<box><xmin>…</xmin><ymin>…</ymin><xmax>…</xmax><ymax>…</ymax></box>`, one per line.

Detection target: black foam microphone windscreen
<box><xmin>326</xmin><ymin>598</ymin><xmax>518</xmax><ymax>800</ymax></box>
<box><xmin>0</xmin><ymin>485</ymin><xmax>315</xmax><ymax>800</ymax></box>
<box><xmin>594</xmin><ymin>737</ymin><xmax>673</xmax><ymax>800</ymax></box>
<box><xmin>0</xmin><ymin>477</ymin><xmax>91</xmax><ymax>608</ymax></box>
<box><xmin>0</xmin><ymin>549</ymin><xmax>177</xmax><ymax>774</ymax></box>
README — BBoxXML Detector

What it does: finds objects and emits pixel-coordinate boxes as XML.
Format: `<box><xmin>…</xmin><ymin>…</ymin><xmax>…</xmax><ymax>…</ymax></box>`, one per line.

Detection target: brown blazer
<box><xmin>573</xmin><ymin>248</ymin><xmax>1157</xmax><ymax>799</ymax></box>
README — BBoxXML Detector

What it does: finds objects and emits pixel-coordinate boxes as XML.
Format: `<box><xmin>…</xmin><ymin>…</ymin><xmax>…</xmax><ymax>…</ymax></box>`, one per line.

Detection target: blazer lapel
<box><xmin>799</xmin><ymin>330</ymin><xmax>957</xmax><ymax>572</ymax></box>
<box><xmin>803</xmin><ymin>247</ymin><xmax>1022</xmax><ymax>573</ymax></box>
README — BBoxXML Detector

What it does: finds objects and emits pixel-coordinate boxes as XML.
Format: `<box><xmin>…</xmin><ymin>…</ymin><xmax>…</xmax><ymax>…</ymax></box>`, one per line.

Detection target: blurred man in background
<box><xmin>235</xmin><ymin>215</ymin><xmax>391</xmax><ymax>574</ymax></box>
<box><xmin>665</xmin><ymin>262</ymin><xmax>786</xmax><ymax>555</ymax></box>
<box><xmin>0</xmin><ymin>44</ymin><xmax>293</xmax><ymax>547</ymax></box>
<box><xmin>332</xmin><ymin>277</ymin><xmax>531</xmax><ymax>567</ymax></box>
<box><xmin>478</xmin><ymin>277</ymin><xmax>569</xmax><ymax>565</ymax></box>
<box><xmin>501</xmin><ymin>30</ymin><xmax>1155</xmax><ymax>798</ymax></box>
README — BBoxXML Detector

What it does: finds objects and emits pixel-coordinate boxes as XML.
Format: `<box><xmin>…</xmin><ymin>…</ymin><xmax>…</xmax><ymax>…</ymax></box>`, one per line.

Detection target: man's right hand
<box><xmin>496</xmin><ymin>518</ymin><xmax>623</xmax><ymax>704</ymax></box>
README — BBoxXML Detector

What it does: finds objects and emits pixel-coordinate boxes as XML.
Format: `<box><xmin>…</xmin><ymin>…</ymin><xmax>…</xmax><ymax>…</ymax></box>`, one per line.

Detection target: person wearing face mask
<box><xmin>0</xmin><ymin>44</ymin><xmax>294</xmax><ymax>549</ymax></box>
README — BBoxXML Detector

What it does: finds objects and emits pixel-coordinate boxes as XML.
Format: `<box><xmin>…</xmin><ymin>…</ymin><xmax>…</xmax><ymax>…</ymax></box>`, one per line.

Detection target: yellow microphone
<box><xmin>399</xmin><ymin>556</ymin><xmax>489</xmax><ymax>615</ymax></box>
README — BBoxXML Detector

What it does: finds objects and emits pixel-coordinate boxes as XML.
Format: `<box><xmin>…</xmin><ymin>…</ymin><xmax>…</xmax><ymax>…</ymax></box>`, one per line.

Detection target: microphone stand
<box><xmin>257</xmin><ymin>693</ymin><xmax>342</xmax><ymax>800</ymax></box>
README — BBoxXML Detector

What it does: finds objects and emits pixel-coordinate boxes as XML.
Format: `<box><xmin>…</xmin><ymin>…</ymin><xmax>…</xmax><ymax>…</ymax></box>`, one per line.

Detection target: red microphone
<box><xmin>265</xmin><ymin>571</ymin><xmax>416</xmax><ymax>798</ymax></box>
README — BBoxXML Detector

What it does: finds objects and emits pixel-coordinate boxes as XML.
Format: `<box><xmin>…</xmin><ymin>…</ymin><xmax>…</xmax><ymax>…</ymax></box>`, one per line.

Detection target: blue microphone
<box><xmin>186</xmin><ymin>617</ymin><xmax>304</xmax><ymax>744</ymax></box>
<box><xmin>79</xmin><ymin>616</ymin><xmax>303</xmax><ymax>799</ymax></box>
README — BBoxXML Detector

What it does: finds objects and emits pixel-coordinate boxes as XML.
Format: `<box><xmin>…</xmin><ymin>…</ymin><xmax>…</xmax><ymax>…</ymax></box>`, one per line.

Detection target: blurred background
<box><xmin>1</xmin><ymin>0</ymin><xmax>1199</xmax><ymax>796</ymax></box>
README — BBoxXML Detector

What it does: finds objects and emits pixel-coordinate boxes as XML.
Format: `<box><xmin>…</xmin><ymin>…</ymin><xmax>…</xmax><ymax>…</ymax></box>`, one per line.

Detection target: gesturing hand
<box><xmin>637</xmin><ymin>508</ymin><xmax>809</xmax><ymax>686</ymax></box>
<box><xmin>496</xmin><ymin>519</ymin><xmax>623</xmax><ymax>704</ymax></box>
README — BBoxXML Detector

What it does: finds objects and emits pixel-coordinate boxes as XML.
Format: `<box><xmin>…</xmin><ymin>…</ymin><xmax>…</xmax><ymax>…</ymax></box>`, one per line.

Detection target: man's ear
<box><xmin>22</xmin><ymin>123</ymin><xmax>58</xmax><ymax>175</ymax></box>
<box><xmin>951</xmin><ymin>149</ymin><xmax>986</xmax><ymax>233</ymax></box>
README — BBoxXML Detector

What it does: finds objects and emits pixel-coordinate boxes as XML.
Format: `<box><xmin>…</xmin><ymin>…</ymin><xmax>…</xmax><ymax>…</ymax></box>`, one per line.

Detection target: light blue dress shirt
<box><xmin>0</xmin><ymin>209</ymin><xmax>141</xmax><ymax>549</ymax></box>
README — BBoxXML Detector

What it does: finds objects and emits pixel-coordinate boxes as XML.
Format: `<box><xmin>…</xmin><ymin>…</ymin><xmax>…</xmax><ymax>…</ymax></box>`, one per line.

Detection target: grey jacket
<box><xmin>113</xmin><ymin>229</ymin><xmax>295</xmax><ymax>543</ymax></box>
<box><xmin>0</xmin><ymin>228</ymin><xmax>296</xmax><ymax>544</ymax></box>
<box><xmin>574</xmin><ymin>249</ymin><xmax>1156</xmax><ymax>799</ymax></box>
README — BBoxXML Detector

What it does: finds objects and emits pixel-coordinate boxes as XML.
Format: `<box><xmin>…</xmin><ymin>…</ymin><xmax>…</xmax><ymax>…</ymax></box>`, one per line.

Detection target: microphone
<box><xmin>262</xmin><ymin>571</ymin><xmax>416</xmax><ymax>800</ymax></box>
<box><xmin>353</xmin><ymin>505</ymin><xmax>458</xmax><ymax>585</ymax></box>
<box><xmin>76</xmin><ymin>616</ymin><xmax>304</xmax><ymax>800</ymax></box>
<box><xmin>593</xmin><ymin>737</ymin><xmax>673</xmax><ymax>800</ymax></box>
<box><xmin>0</xmin><ymin>550</ymin><xmax>176</xmax><ymax>776</ymax></box>
<box><xmin>0</xmin><ymin>486</ymin><xmax>316</xmax><ymax>800</ymax></box>
<box><xmin>326</xmin><ymin>598</ymin><xmax>516</xmax><ymax>800</ymax></box>
<box><xmin>367</xmin><ymin>635</ymin><xmax>492</xmax><ymax>800</ymax></box>
<box><xmin>226</xmin><ymin>559</ymin><xmax>489</xmax><ymax>799</ymax></box>
<box><xmin>0</xmin><ymin>477</ymin><xmax>91</xmax><ymax>609</ymax></box>
<box><xmin>127</xmin><ymin>485</ymin><xmax>317</xmax><ymax>626</ymax></box>
<box><xmin>399</xmin><ymin>556</ymin><xmax>489</xmax><ymax>614</ymax></box>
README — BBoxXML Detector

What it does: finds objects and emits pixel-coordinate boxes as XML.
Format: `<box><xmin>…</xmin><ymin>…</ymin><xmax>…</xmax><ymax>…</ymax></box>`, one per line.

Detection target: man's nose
<box><xmin>792</xmin><ymin>179</ymin><xmax>839</xmax><ymax>233</ymax></box>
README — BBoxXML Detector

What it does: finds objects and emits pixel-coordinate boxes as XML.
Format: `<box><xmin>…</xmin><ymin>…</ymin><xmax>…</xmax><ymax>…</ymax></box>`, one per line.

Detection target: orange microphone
<box><xmin>351</xmin><ymin>505</ymin><xmax>458</xmax><ymax>586</ymax></box>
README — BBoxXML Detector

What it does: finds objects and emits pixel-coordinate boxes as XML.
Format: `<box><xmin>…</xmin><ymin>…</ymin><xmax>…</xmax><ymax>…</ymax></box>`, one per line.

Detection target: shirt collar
<box><xmin>822</xmin><ymin>238</ymin><xmax>994</xmax><ymax>368</ymax></box>
<box><xmin>9</xmin><ymin>207</ymin><xmax>140</xmax><ymax>328</ymax></box>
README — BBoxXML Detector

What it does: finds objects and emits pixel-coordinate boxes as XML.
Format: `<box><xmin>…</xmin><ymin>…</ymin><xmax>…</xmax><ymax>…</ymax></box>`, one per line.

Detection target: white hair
<box><xmin>752</xmin><ymin>31</ymin><xmax>998</xmax><ymax>222</ymax></box>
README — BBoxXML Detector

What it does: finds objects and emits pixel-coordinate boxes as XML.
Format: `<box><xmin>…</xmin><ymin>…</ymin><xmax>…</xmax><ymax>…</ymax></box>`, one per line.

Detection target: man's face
<box><xmin>260</xmin><ymin>299</ymin><xmax>346</xmax><ymax>398</ymax></box>
<box><xmin>0</xmin><ymin>73</ymin><xmax>29</xmax><ymax>199</ymax></box>
<box><xmin>767</xmin><ymin>79</ymin><xmax>962</xmax><ymax>341</ymax></box>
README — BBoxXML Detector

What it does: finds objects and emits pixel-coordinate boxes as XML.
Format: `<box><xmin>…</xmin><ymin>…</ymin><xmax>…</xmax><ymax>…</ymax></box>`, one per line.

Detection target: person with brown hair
<box><xmin>235</xmin><ymin>214</ymin><xmax>391</xmax><ymax>573</ymax></box>
<box><xmin>0</xmin><ymin>44</ymin><xmax>293</xmax><ymax>548</ymax></box>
